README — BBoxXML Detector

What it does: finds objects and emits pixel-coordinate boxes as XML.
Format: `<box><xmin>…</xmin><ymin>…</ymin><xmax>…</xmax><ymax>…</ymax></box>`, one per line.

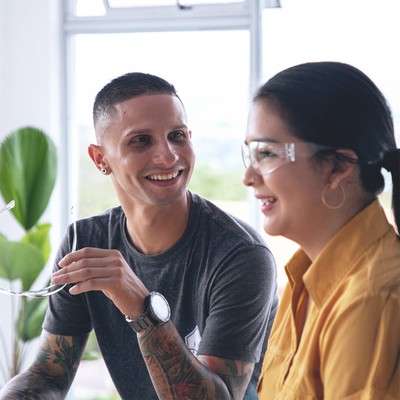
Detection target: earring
<box><xmin>321</xmin><ymin>183</ymin><xmax>346</xmax><ymax>210</ymax></box>
<box><xmin>101</xmin><ymin>167</ymin><xmax>107</xmax><ymax>174</ymax></box>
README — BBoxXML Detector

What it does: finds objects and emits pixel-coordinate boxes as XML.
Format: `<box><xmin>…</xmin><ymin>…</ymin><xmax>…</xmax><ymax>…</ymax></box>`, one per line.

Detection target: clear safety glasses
<box><xmin>241</xmin><ymin>140</ymin><xmax>333</xmax><ymax>175</ymax></box>
<box><xmin>0</xmin><ymin>200</ymin><xmax>76</xmax><ymax>298</ymax></box>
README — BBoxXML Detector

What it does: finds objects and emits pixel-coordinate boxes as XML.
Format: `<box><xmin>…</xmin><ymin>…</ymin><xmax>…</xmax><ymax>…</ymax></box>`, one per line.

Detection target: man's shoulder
<box><xmin>190</xmin><ymin>192</ymin><xmax>266</xmax><ymax>246</ymax></box>
<box><xmin>76</xmin><ymin>205</ymin><xmax>123</xmax><ymax>243</ymax></box>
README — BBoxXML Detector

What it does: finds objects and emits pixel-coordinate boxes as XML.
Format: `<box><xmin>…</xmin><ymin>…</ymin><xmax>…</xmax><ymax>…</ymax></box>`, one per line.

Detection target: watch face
<box><xmin>150</xmin><ymin>292</ymin><xmax>170</xmax><ymax>323</ymax></box>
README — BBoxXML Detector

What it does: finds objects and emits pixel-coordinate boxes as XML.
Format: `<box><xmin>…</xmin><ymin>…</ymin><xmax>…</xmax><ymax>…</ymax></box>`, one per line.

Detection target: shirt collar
<box><xmin>285</xmin><ymin>199</ymin><xmax>394</xmax><ymax>308</ymax></box>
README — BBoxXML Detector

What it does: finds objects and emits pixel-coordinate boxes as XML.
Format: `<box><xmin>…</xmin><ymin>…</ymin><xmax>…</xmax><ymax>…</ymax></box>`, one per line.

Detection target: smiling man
<box><xmin>0</xmin><ymin>73</ymin><xmax>278</xmax><ymax>400</ymax></box>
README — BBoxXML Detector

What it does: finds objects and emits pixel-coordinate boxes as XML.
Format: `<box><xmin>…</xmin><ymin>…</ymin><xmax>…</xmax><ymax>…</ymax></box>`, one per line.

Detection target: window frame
<box><xmin>60</xmin><ymin>0</ymin><xmax>279</xmax><ymax>227</ymax></box>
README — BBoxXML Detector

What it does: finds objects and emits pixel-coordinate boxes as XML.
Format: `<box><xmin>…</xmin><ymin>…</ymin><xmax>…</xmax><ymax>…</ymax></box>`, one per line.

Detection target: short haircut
<box><xmin>93</xmin><ymin>72</ymin><xmax>181</xmax><ymax>126</ymax></box>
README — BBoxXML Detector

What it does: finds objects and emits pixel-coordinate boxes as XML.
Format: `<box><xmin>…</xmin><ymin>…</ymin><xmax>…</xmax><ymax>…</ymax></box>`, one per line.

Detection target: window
<box><xmin>63</xmin><ymin>4</ymin><xmax>264</xmax><ymax>396</ymax></box>
<box><xmin>63</xmin><ymin>1</ymin><xmax>400</xmax><ymax>396</ymax></box>
<box><xmin>70</xmin><ymin>30</ymin><xmax>250</xmax><ymax>219</ymax></box>
<box><xmin>63</xmin><ymin>0</ymin><xmax>277</xmax><ymax>222</ymax></box>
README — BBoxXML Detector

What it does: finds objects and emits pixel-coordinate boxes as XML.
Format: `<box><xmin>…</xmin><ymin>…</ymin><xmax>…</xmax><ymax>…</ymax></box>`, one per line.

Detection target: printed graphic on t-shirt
<box><xmin>185</xmin><ymin>325</ymin><xmax>202</xmax><ymax>355</ymax></box>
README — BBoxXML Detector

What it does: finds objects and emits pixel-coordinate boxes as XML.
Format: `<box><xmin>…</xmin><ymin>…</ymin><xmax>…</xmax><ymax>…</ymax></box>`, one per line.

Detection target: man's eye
<box><xmin>170</xmin><ymin>131</ymin><xmax>185</xmax><ymax>141</ymax></box>
<box><xmin>130</xmin><ymin>136</ymin><xmax>151</xmax><ymax>146</ymax></box>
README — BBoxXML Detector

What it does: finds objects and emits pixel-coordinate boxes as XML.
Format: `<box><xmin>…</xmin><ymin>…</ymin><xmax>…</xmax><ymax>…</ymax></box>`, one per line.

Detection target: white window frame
<box><xmin>60</xmin><ymin>0</ymin><xmax>279</xmax><ymax>228</ymax></box>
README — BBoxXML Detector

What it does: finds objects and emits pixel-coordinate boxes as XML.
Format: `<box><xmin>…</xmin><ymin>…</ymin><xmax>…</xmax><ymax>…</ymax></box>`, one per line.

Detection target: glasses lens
<box><xmin>241</xmin><ymin>142</ymin><xmax>251</xmax><ymax>168</ymax></box>
<box><xmin>244</xmin><ymin>141</ymin><xmax>291</xmax><ymax>175</ymax></box>
<box><xmin>242</xmin><ymin>140</ymin><xmax>331</xmax><ymax>175</ymax></box>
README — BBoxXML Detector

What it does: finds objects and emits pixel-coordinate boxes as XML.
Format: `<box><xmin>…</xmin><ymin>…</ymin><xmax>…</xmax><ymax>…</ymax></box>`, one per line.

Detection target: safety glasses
<box><xmin>241</xmin><ymin>140</ymin><xmax>333</xmax><ymax>175</ymax></box>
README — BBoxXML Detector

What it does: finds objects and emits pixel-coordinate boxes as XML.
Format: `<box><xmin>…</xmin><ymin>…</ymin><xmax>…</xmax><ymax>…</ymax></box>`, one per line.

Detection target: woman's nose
<box><xmin>242</xmin><ymin>165</ymin><xmax>259</xmax><ymax>187</ymax></box>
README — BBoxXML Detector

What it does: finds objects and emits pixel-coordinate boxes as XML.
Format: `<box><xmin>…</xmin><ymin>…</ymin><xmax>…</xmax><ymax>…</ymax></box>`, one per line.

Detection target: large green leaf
<box><xmin>18</xmin><ymin>297</ymin><xmax>48</xmax><ymax>342</ymax></box>
<box><xmin>21</xmin><ymin>223</ymin><xmax>52</xmax><ymax>262</ymax></box>
<box><xmin>0</xmin><ymin>236</ymin><xmax>45</xmax><ymax>290</ymax></box>
<box><xmin>0</xmin><ymin>127</ymin><xmax>57</xmax><ymax>230</ymax></box>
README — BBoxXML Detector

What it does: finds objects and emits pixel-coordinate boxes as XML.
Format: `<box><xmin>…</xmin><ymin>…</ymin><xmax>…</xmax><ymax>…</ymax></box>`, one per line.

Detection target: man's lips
<box><xmin>146</xmin><ymin>170</ymin><xmax>182</xmax><ymax>181</ymax></box>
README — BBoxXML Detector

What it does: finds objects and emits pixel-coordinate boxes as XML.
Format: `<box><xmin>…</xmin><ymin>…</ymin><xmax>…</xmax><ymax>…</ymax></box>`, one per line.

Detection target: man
<box><xmin>0</xmin><ymin>73</ymin><xmax>278</xmax><ymax>399</ymax></box>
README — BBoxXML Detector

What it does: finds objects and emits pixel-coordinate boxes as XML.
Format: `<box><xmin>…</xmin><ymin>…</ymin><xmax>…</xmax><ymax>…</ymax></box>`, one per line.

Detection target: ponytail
<box><xmin>382</xmin><ymin>149</ymin><xmax>400</xmax><ymax>238</ymax></box>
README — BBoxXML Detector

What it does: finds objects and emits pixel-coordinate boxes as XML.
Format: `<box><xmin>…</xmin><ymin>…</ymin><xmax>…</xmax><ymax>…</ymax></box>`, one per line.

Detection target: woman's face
<box><xmin>242</xmin><ymin>101</ymin><xmax>331</xmax><ymax>244</ymax></box>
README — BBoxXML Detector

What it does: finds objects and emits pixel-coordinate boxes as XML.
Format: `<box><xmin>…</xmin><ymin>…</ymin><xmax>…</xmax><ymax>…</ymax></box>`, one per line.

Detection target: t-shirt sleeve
<box><xmin>42</xmin><ymin>223</ymin><xmax>92</xmax><ymax>336</ymax></box>
<box><xmin>197</xmin><ymin>244</ymin><xmax>278</xmax><ymax>363</ymax></box>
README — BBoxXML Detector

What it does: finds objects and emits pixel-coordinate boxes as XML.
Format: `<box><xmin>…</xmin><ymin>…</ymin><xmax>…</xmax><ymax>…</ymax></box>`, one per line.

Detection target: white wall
<box><xmin>0</xmin><ymin>0</ymin><xmax>64</xmax><ymax>239</ymax></box>
<box><xmin>0</xmin><ymin>0</ymin><xmax>65</xmax><ymax>381</ymax></box>
<box><xmin>1</xmin><ymin>0</ymin><xmax>58</xmax><ymax>136</ymax></box>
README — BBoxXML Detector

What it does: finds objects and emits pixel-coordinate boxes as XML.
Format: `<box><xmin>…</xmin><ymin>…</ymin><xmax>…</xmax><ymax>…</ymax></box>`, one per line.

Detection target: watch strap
<box><xmin>125</xmin><ymin>292</ymin><xmax>170</xmax><ymax>333</ymax></box>
<box><xmin>125</xmin><ymin>313</ymin><xmax>155</xmax><ymax>333</ymax></box>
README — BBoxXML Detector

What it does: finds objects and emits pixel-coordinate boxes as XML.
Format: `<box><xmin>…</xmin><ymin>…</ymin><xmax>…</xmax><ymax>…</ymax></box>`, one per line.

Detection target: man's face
<box><xmin>93</xmin><ymin>94</ymin><xmax>195</xmax><ymax>208</ymax></box>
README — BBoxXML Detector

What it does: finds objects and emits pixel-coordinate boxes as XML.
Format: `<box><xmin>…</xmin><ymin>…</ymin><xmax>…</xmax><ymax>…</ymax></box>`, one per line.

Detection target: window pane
<box><xmin>71</xmin><ymin>30</ymin><xmax>250</xmax><ymax>220</ymax></box>
<box><xmin>262</xmin><ymin>0</ymin><xmax>400</xmax><ymax>143</ymax></box>
<box><xmin>75</xmin><ymin>0</ymin><xmax>106</xmax><ymax>16</ymax></box>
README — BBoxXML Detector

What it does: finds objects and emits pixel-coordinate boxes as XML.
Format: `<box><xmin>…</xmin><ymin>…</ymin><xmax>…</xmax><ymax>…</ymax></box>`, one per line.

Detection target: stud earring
<box><xmin>101</xmin><ymin>167</ymin><xmax>107</xmax><ymax>174</ymax></box>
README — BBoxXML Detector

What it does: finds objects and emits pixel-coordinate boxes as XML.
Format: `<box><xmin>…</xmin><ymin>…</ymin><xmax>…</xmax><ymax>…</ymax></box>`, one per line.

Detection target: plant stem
<box><xmin>0</xmin><ymin>328</ymin><xmax>10</xmax><ymax>386</ymax></box>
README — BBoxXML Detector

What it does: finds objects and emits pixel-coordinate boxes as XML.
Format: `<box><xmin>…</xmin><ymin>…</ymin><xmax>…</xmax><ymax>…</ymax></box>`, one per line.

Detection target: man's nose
<box><xmin>152</xmin><ymin>141</ymin><xmax>179</xmax><ymax>165</ymax></box>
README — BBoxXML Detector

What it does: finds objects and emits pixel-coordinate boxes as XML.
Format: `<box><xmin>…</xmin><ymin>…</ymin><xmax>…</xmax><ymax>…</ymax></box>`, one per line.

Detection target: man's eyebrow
<box><xmin>121</xmin><ymin>124</ymin><xmax>189</xmax><ymax>137</ymax></box>
<box><xmin>123</xmin><ymin>128</ymin><xmax>151</xmax><ymax>136</ymax></box>
<box><xmin>170</xmin><ymin>124</ymin><xmax>188</xmax><ymax>130</ymax></box>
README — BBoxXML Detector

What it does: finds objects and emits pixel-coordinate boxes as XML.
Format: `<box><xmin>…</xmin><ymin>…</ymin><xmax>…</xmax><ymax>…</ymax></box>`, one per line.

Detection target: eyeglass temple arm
<box><xmin>285</xmin><ymin>143</ymin><xmax>295</xmax><ymax>162</ymax></box>
<box><xmin>0</xmin><ymin>200</ymin><xmax>15</xmax><ymax>216</ymax></box>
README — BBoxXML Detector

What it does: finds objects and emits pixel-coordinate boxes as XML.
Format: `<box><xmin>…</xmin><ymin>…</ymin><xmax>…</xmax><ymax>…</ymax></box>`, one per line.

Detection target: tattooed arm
<box><xmin>0</xmin><ymin>331</ymin><xmax>89</xmax><ymax>400</ymax></box>
<box><xmin>138</xmin><ymin>321</ymin><xmax>254</xmax><ymax>400</ymax></box>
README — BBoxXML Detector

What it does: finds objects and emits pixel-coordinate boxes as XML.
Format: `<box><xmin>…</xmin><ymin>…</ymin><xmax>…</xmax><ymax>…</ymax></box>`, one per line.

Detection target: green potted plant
<box><xmin>0</xmin><ymin>126</ymin><xmax>57</xmax><ymax>384</ymax></box>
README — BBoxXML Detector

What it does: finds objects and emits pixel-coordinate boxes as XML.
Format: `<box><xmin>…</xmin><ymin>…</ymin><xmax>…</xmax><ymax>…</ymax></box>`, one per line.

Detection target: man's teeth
<box><xmin>148</xmin><ymin>171</ymin><xmax>179</xmax><ymax>181</ymax></box>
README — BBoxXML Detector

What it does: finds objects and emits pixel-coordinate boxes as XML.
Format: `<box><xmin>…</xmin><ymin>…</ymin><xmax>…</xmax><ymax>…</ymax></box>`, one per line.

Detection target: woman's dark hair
<box><xmin>254</xmin><ymin>61</ymin><xmax>400</xmax><ymax>235</ymax></box>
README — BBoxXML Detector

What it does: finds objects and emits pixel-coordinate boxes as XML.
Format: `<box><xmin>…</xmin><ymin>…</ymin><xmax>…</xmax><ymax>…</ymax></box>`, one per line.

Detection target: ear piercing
<box><xmin>101</xmin><ymin>167</ymin><xmax>107</xmax><ymax>174</ymax></box>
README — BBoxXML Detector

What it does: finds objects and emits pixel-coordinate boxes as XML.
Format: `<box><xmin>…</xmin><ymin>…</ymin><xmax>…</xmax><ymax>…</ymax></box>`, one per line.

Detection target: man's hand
<box><xmin>52</xmin><ymin>247</ymin><xmax>149</xmax><ymax>317</ymax></box>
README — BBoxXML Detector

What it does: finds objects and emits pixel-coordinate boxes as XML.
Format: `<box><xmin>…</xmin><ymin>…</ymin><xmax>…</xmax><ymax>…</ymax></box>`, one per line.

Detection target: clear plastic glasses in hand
<box><xmin>0</xmin><ymin>200</ymin><xmax>76</xmax><ymax>298</ymax></box>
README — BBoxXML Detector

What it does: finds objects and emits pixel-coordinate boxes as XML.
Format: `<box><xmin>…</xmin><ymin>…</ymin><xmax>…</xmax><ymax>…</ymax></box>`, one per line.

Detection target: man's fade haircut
<box><xmin>93</xmin><ymin>72</ymin><xmax>181</xmax><ymax>125</ymax></box>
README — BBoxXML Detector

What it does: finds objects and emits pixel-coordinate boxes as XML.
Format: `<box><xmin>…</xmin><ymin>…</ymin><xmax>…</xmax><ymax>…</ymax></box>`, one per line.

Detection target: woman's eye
<box><xmin>257</xmin><ymin>149</ymin><xmax>279</xmax><ymax>159</ymax></box>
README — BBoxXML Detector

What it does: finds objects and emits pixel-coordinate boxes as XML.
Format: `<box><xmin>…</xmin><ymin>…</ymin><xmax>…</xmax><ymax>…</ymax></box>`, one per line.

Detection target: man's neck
<box><xmin>123</xmin><ymin>193</ymin><xmax>191</xmax><ymax>255</ymax></box>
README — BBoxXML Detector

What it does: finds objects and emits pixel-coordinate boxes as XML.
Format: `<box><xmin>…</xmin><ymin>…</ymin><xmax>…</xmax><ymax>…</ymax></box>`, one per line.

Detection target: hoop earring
<box><xmin>101</xmin><ymin>167</ymin><xmax>107</xmax><ymax>175</ymax></box>
<box><xmin>321</xmin><ymin>183</ymin><xmax>346</xmax><ymax>210</ymax></box>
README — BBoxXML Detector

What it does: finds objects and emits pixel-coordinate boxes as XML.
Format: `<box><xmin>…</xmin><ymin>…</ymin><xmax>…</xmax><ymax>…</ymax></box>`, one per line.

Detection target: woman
<box><xmin>242</xmin><ymin>61</ymin><xmax>400</xmax><ymax>399</ymax></box>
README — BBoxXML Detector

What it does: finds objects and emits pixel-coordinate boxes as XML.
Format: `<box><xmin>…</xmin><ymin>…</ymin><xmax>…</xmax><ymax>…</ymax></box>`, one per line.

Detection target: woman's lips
<box><xmin>260</xmin><ymin>196</ymin><xmax>277</xmax><ymax>213</ymax></box>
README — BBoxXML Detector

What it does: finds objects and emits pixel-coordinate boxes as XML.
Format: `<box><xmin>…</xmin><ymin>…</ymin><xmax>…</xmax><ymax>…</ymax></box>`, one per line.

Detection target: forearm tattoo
<box><xmin>204</xmin><ymin>357</ymin><xmax>253</xmax><ymax>397</ymax></box>
<box><xmin>0</xmin><ymin>334</ymin><xmax>88</xmax><ymax>400</ymax></box>
<box><xmin>139</xmin><ymin>322</ymin><xmax>252</xmax><ymax>400</ymax></box>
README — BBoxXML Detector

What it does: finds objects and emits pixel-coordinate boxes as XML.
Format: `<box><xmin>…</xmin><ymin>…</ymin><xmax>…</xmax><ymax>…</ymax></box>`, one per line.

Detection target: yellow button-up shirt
<box><xmin>257</xmin><ymin>200</ymin><xmax>400</xmax><ymax>399</ymax></box>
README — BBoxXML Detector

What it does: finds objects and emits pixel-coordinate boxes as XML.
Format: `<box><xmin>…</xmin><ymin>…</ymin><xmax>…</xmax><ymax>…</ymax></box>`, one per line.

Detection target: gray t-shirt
<box><xmin>44</xmin><ymin>192</ymin><xmax>278</xmax><ymax>399</ymax></box>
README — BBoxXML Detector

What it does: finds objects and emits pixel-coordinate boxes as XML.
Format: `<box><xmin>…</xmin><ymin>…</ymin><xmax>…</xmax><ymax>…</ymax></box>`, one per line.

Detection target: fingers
<box><xmin>54</xmin><ymin>248</ymin><xmax>123</xmax><ymax>284</ymax></box>
<box><xmin>52</xmin><ymin>247</ymin><xmax>150</xmax><ymax>316</ymax></box>
<box><xmin>53</xmin><ymin>265</ymin><xmax>114</xmax><ymax>287</ymax></box>
<box><xmin>59</xmin><ymin>247</ymin><xmax>113</xmax><ymax>267</ymax></box>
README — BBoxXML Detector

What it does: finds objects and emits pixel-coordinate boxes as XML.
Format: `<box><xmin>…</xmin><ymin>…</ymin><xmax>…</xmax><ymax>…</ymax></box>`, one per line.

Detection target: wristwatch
<box><xmin>125</xmin><ymin>292</ymin><xmax>171</xmax><ymax>333</ymax></box>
